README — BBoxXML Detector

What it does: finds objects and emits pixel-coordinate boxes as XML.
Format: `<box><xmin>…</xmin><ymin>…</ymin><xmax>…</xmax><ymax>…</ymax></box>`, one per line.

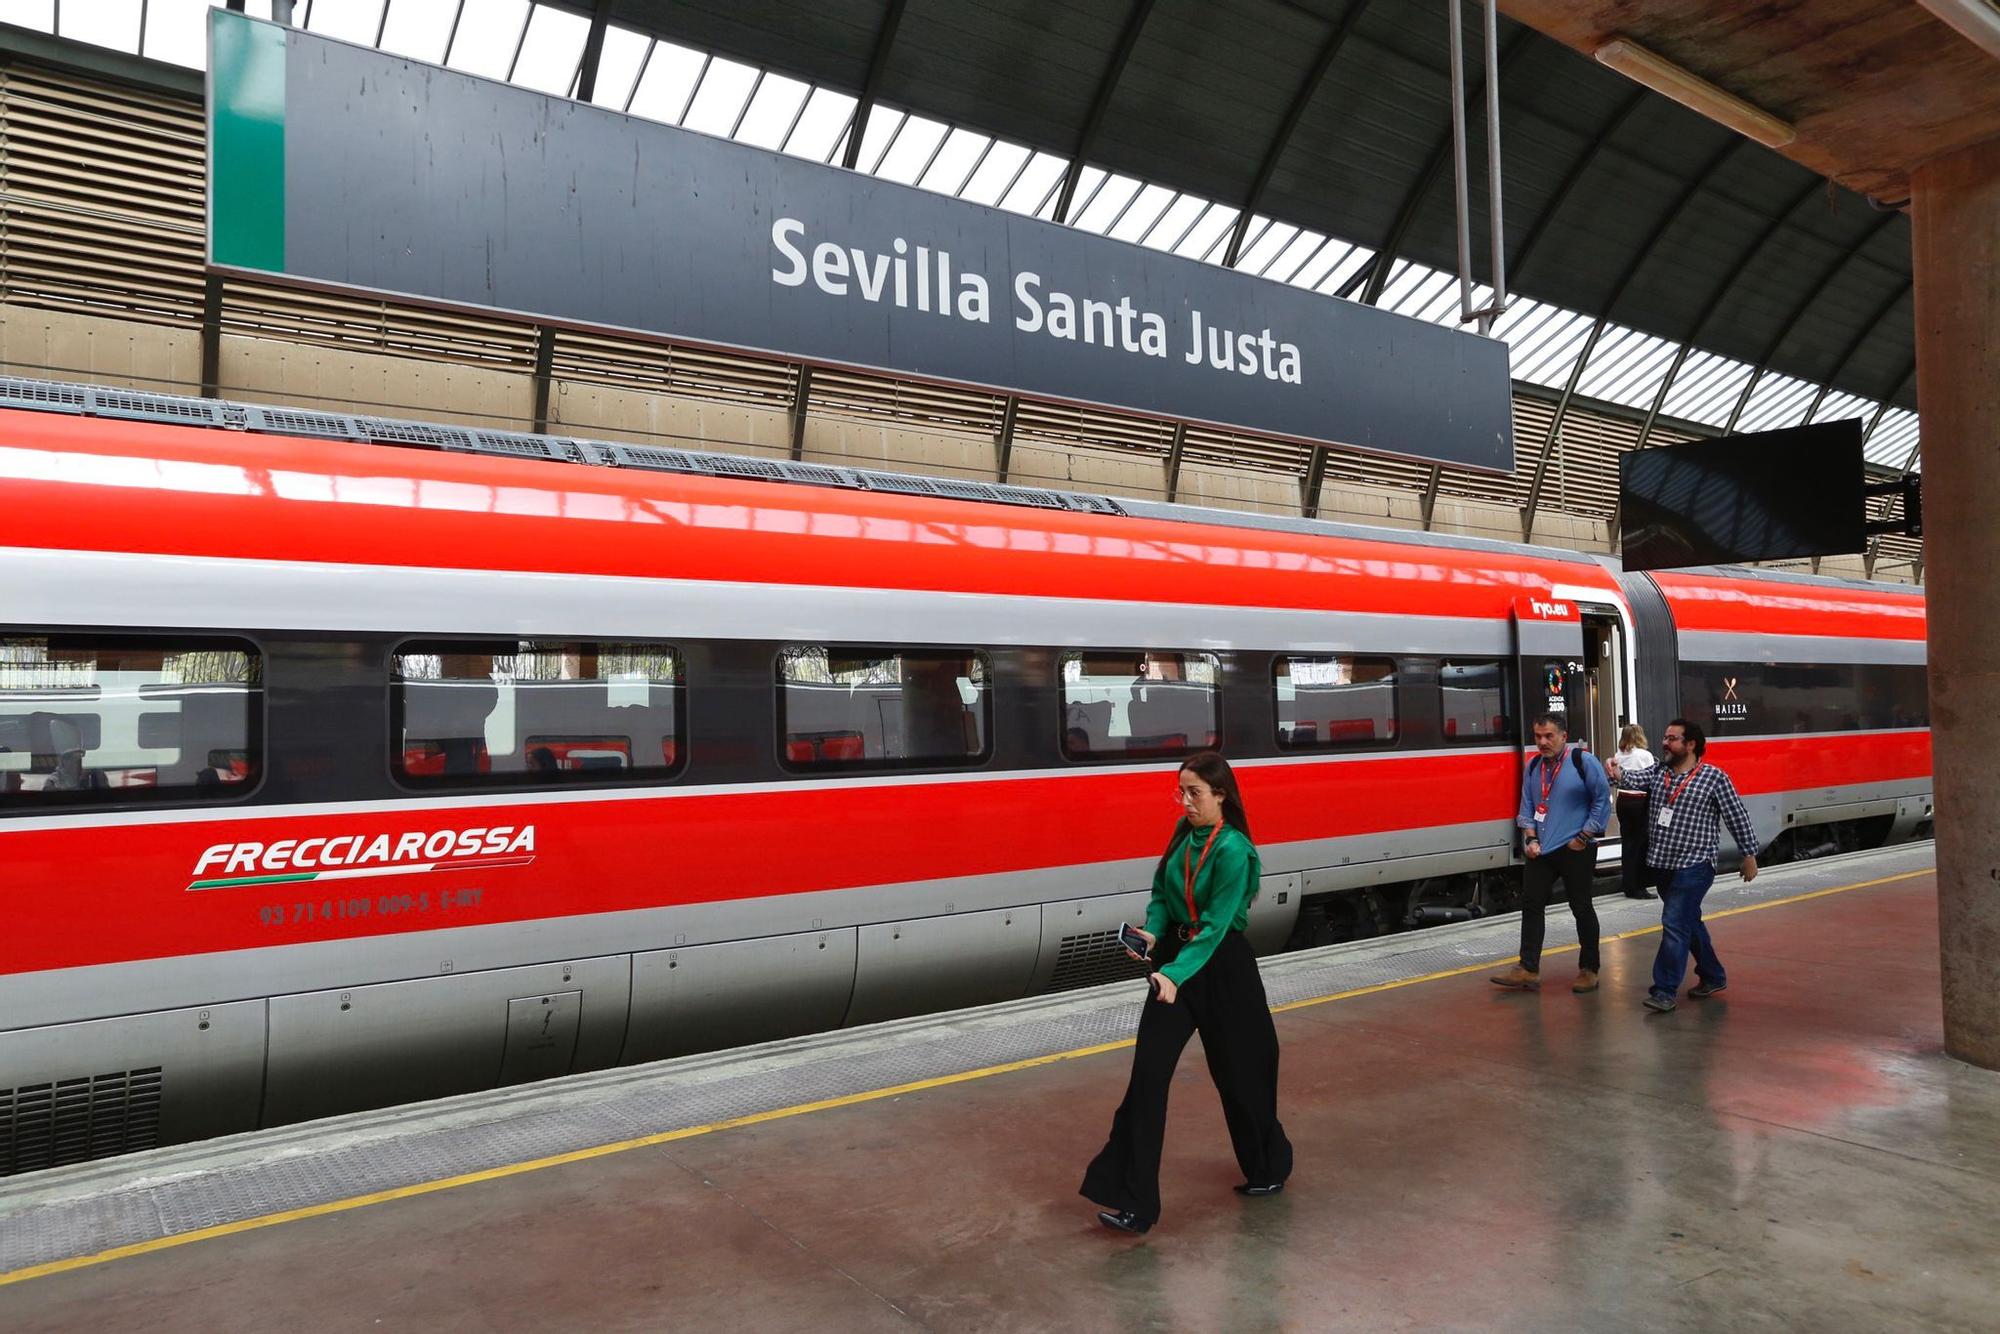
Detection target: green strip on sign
<box><xmin>209</xmin><ymin>9</ymin><xmax>286</xmax><ymax>272</ymax></box>
<box><xmin>189</xmin><ymin>872</ymin><xmax>315</xmax><ymax>891</ymax></box>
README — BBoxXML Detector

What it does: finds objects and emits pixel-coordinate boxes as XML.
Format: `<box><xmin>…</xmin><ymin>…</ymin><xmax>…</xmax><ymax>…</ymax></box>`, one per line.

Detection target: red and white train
<box><xmin>0</xmin><ymin>382</ymin><xmax>1930</xmax><ymax>1171</ymax></box>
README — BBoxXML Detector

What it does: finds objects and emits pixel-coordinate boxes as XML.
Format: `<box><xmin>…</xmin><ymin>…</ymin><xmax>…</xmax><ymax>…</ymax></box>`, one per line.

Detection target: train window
<box><xmin>1439</xmin><ymin>659</ymin><xmax>1509</xmax><ymax>742</ymax></box>
<box><xmin>1678</xmin><ymin>662</ymin><xmax>1930</xmax><ymax>735</ymax></box>
<box><xmin>1061</xmin><ymin>650</ymin><xmax>1220</xmax><ymax>760</ymax></box>
<box><xmin>391</xmin><ymin>641</ymin><xmax>682</xmax><ymax>786</ymax></box>
<box><xmin>1275</xmin><ymin>656</ymin><xmax>1398</xmax><ymax>747</ymax></box>
<box><xmin>777</xmin><ymin>646</ymin><xmax>990</xmax><ymax>769</ymax></box>
<box><xmin>0</xmin><ymin>636</ymin><xmax>262</xmax><ymax>804</ymax></box>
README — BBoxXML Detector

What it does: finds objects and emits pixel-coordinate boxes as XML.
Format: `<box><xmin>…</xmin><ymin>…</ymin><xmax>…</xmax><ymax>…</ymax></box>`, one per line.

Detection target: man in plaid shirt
<box><xmin>1610</xmin><ymin>718</ymin><xmax>1760</xmax><ymax>1014</ymax></box>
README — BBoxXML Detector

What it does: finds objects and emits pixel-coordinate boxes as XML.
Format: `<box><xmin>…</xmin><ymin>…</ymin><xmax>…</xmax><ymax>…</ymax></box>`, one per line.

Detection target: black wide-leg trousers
<box><xmin>1080</xmin><ymin>930</ymin><xmax>1292</xmax><ymax>1225</ymax></box>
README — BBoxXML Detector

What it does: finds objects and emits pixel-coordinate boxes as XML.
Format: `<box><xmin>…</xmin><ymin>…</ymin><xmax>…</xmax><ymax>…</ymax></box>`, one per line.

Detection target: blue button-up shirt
<box><xmin>1518</xmin><ymin>746</ymin><xmax>1612</xmax><ymax>850</ymax></box>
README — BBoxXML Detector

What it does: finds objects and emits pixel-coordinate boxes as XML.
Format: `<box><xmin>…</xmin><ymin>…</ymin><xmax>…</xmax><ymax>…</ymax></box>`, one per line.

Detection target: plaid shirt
<box><xmin>1618</xmin><ymin>760</ymin><xmax>1760</xmax><ymax>870</ymax></box>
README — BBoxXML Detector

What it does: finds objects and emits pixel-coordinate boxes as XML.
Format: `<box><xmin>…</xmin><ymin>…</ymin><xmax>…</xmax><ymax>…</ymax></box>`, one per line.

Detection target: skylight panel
<box><xmin>681</xmin><ymin>56</ymin><xmax>759</xmax><ymax>135</ymax></box>
<box><xmin>1237</xmin><ymin>220</ymin><xmax>1300</xmax><ymax>274</ymax></box>
<box><xmin>146</xmin><ymin>0</ymin><xmax>222</xmax><ymax>67</ymax></box>
<box><xmin>2</xmin><ymin>1</ymin><xmax>53</xmax><ymax>33</ymax></box>
<box><xmin>918</xmin><ymin>128</ymin><xmax>991</xmax><ymax>195</ymax></box>
<box><xmin>1072</xmin><ymin>174</ymin><xmax>1143</xmax><ymax>234</ymax></box>
<box><xmin>624</xmin><ymin>41</ymin><xmax>707</xmax><ymax>125</ymax></box>
<box><xmin>851</xmin><ymin>106</ymin><xmax>907</xmax><ymax>174</ymax></box>
<box><xmin>303</xmin><ymin>0</ymin><xmax>384</xmax><ymax>45</ymax></box>
<box><xmin>445</xmin><ymin>0</ymin><xmax>529</xmax><ymax>80</ymax></box>
<box><xmin>1736</xmin><ymin>372</ymin><xmax>1817</xmax><ymax>433</ymax></box>
<box><xmin>959</xmin><ymin>140</ymin><xmax>1032</xmax><ymax>204</ymax></box>
<box><xmin>59</xmin><ymin>0</ymin><xmax>141</xmax><ymax>52</ymax></box>
<box><xmin>781</xmin><ymin>86</ymin><xmax>856</xmax><ymax>161</ymax></box>
<box><xmin>874</xmin><ymin>114</ymin><xmax>950</xmax><ymax>184</ymax></box>
<box><xmin>1108</xmin><ymin>184</ymin><xmax>1176</xmax><ymax>243</ymax></box>
<box><xmin>1809</xmin><ymin>390</ymin><xmax>1874</xmax><ymax>425</ymax></box>
<box><xmin>996</xmin><ymin>152</ymin><xmax>1066</xmax><ymax>216</ymax></box>
<box><xmin>1313</xmin><ymin>243</ymin><xmax>1375</xmax><ymax>296</ymax></box>
<box><xmin>378</xmin><ymin>0</ymin><xmax>455</xmax><ymax>64</ymax></box>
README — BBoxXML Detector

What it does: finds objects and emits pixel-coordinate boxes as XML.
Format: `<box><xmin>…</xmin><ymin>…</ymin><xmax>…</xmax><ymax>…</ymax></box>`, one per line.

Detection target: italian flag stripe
<box><xmin>187</xmin><ymin>856</ymin><xmax>534</xmax><ymax>893</ymax></box>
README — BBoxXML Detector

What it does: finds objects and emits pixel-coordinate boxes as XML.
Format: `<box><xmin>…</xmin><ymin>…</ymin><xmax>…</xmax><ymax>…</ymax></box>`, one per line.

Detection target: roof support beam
<box><xmin>1628</xmin><ymin>174</ymin><xmax>1828</xmax><ymax>451</ymax></box>
<box><xmin>1721</xmin><ymin>211</ymin><xmax>1904</xmax><ymax>434</ymax></box>
<box><xmin>1221</xmin><ymin>0</ymin><xmax>1373</xmax><ymax>267</ymax></box>
<box><xmin>1053</xmin><ymin>0</ymin><xmax>1157</xmax><ymax>223</ymax></box>
<box><xmin>1300</xmin><ymin>444</ymin><xmax>1329</xmax><ymax>519</ymax></box>
<box><xmin>199</xmin><ymin>275</ymin><xmax>224</xmax><ymax>400</ymax></box>
<box><xmin>1419</xmin><ymin>464</ymin><xmax>1442</xmax><ymax>529</ymax></box>
<box><xmin>575</xmin><ymin>0</ymin><xmax>614</xmax><ymax>104</ymax></box>
<box><xmin>529</xmin><ymin>327</ymin><xmax>557</xmax><ymax>435</ymax></box>
<box><xmin>788</xmin><ymin>366</ymin><xmax>814</xmax><ymax>461</ymax></box>
<box><xmin>1800</xmin><ymin>277</ymin><xmax>1913</xmax><ymax>423</ymax></box>
<box><xmin>1521</xmin><ymin>138</ymin><xmax>1744</xmax><ymax>534</ymax></box>
<box><xmin>842</xmin><ymin>0</ymin><xmax>909</xmax><ymax>171</ymax></box>
<box><xmin>1506</xmin><ymin>90</ymin><xmax>1645</xmax><ymax>287</ymax></box>
<box><xmin>1164</xmin><ymin>421</ymin><xmax>1187</xmax><ymax>503</ymax></box>
<box><xmin>995</xmin><ymin>395</ymin><xmax>1020</xmax><ymax>484</ymax></box>
<box><xmin>1356</xmin><ymin>28</ymin><xmax>1534</xmax><ymax>306</ymax></box>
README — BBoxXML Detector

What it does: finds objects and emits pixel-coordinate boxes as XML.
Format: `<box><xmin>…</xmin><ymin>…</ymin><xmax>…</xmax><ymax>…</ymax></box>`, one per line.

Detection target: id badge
<box><xmin>1534</xmin><ymin>804</ymin><xmax>1547</xmax><ymax>823</ymax></box>
<box><xmin>1656</xmin><ymin>807</ymin><xmax>1674</xmax><ymax>828</ymax></box>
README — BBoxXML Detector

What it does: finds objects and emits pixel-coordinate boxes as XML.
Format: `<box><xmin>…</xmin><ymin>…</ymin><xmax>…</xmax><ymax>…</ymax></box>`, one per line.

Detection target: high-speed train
<box><xmin>0</xmin><ymin>380</ymin><xmax>1930</xmax><ymax>1173</ymax></box>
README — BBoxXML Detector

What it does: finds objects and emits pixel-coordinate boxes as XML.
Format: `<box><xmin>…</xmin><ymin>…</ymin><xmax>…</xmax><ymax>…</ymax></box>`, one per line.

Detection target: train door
<box><xmin>1510</xmin><ymin>595</ymin><xmax>1589</xmax><ymax>746</ymax></box>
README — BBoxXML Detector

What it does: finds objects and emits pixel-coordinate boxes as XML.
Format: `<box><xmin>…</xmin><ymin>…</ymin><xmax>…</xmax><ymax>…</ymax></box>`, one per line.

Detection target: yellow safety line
<box><xmin>0</xmin><ymin>866</ymin><xmax>1932</xmax><ymax>1289</ymax></box>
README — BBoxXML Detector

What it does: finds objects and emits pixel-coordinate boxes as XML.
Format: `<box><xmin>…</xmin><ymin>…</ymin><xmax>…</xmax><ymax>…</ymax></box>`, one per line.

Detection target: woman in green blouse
<box><xmin>1081</xmin><ymin>751</ymin><xmax>1293</xmax><ymax>1235</ymax></box>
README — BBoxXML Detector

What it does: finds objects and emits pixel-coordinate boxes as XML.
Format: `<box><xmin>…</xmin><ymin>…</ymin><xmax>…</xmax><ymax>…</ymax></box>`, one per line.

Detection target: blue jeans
<box><xmin>1651</xmin><ymin>863</ymin><xmax>1725</xmax><ymax>998</ymax></box>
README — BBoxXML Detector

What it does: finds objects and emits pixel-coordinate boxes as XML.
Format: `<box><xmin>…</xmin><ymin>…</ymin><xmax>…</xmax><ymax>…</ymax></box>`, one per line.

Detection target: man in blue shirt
<box><xmin>1493</xmin><ymin>712</ymin><xmax>1612</xmax><ymax>993</ymax></box>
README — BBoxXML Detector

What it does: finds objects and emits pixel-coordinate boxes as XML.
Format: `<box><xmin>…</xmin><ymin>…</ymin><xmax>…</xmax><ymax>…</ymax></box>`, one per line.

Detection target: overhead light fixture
<box><xmin>1594</xmin><ymin>36</ymin><xmax>1797</xmax><ymax>149</ymax></box>
<box><xmin>1917</xmin><ymin>0</ymin><xmax>2000</xmax><ymax>64</ymax></box>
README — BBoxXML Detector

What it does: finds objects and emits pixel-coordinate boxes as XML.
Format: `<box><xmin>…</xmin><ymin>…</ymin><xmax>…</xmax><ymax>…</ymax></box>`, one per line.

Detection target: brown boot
<box><xmin>1572</xmin><ymin>969</ymin><xmax>1600</xmax><ymax>993</ymax></box>
<box><xmin>1490</xmin><ymin>965</ymin><xmax>1540</xmax><ymax>991</ymax></box>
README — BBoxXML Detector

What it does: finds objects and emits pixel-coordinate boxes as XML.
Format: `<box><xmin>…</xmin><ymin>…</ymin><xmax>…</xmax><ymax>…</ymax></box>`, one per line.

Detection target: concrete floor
<box><xmin>4</xmin><ymin>873</ymin><xmax>1995</xmax><ymax>1332</ymax></box>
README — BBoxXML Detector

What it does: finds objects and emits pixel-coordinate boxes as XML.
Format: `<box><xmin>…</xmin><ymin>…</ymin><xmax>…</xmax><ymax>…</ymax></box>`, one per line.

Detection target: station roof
<box><xmin>592</xmin><ymin>0</ymin><xmax>1919</xmax><ymax>417</ymax></box>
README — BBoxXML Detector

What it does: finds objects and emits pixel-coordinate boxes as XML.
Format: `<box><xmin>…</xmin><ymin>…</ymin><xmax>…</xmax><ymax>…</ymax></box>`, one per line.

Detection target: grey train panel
<box><xmin>1026</xmin><ymin>891</ymin><xmax>1155</xmax><ymax>992</ymax></box>
<box><xmin>844</xmin><ymin>907</ymin><xmax>1041</xmax><ymax>1027</ymax></box>
<box><xmin>1618</xmin><ymin>572</ymin><xmax>1681</xmax><ymax>747</ymax></box>
<box><xmin>1247</xmin><ymin>874</ymin><xmax>1303</xmax><ymax>954</ymax></box>
<box><xmin>624</xmin><ymin>928</ymin><xmax>858</xmax><ymax>1063</ymax></box>
<box><xmin>1298</xmin><ymin>842</ymin><xmax>1513</xmax><ymax>896</ymax></box>
<box><xmin>261</xmin><ymin>955</ymin><xmax>630</xmax><ymax>1126</ymax></box>
<box><xmin>1677</xmin><ymin>630</ymin><xmax>1926</xmax><ymax>666</ymax></box>
<box><xmin>0</xmin><ymin>1000</ymin><xmax>265</xmax><ymax>1154</ymax></box>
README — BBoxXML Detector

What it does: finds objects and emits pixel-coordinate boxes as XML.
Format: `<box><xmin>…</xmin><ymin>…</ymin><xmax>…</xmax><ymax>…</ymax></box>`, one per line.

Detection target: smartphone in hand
<box><xmin>1118</xmin><ymin>922</ymin><xmax>1151</xmax><ymax>959</ymax></box>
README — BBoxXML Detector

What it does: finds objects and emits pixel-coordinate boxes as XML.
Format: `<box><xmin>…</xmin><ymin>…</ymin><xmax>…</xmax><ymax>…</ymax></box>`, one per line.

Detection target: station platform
<box><xmin>2</xmin><ymin>842</ymin><xmax>1993</xmax><ymax>1332</ymax></box>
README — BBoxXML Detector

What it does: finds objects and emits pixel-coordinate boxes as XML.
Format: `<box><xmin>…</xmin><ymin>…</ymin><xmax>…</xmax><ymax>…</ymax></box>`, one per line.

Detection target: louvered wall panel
<box><xmin>1179</xmin><ymin>424</ymin><xmax>1311</xmax><ymax>475</ymax></box>
<box><xmin>554</xmin><ymin>330</ymin><xmax>797</xmax><ymax>407</ymax></box>
<box><xmin>224</xmin><ymin>281</ymin><xmax>540</xmax><ymax>371</ymax></box>
<box><xmin>810</xmin><ymin>367</ymin><xmax>1005</xmax><ymax>438</ymax></box>
<box><xmin>0</xmin><ymin>64</ymin><xmax>204</xmax><ymax>327</ymax></box>
<box><xmin>1012</xmin><ymin>399</ymin><xmax>1177</xmax><ymax>459</ymax></box>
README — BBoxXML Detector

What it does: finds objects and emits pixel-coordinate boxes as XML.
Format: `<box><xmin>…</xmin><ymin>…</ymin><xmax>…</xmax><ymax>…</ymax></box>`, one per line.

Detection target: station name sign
<box><xmin>207</xmin><ymin>11</ymin><xmax>1514</xmax><ymax>472</ymax></box>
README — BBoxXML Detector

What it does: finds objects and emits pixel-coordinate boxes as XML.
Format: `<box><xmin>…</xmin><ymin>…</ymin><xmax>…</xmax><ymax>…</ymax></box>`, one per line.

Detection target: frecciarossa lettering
<box><xmin>193</xmin><ymin>825</ymin><xmax>537</xmax><ymax>879</ymax></box>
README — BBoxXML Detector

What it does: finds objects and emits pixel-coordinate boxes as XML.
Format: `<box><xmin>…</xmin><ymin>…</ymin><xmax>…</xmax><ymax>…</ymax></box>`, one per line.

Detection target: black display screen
<box><xmin>1620</xmin><ymin>421</ymin><xmax>1866</xmax><ymax>572</ymax></box>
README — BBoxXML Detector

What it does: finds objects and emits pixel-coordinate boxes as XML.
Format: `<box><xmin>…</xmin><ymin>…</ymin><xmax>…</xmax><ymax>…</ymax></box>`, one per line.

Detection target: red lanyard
<box><xmin>1538</xmin><ymin>748</ymin><xmax>1564</xmax><ymax>805</ymax></box>
<box><xmin>1183</xmin><ymin>823</ymin><xmax>1225</xmax><ymax>924</ymax></box>
<box><xmin>1662</xmin><ymin>763</ymin><xmax>1701</xmax><ymax>806</ymax></box>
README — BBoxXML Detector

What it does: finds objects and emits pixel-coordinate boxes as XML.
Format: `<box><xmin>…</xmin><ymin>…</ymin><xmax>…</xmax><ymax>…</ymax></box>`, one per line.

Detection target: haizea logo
<box><xmin>188</xmin><ymin>825</ymin><xmax>536</xmax><ymax>892</ymax></box>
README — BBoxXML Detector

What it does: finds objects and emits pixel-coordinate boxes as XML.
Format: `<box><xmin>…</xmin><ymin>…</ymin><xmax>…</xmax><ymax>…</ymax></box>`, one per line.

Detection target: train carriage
<box><xmin>0</xmin><ymin>388</ymin><xmax>1930</xmax><ymax>1171</ymax></box>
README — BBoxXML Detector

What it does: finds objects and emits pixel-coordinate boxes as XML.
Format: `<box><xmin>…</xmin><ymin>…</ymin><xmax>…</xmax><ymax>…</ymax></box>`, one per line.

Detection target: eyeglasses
<box><xmin>1175</xmin><ymin>787</ymin><xmax>1211</xmax><ymax>804</ymax></box>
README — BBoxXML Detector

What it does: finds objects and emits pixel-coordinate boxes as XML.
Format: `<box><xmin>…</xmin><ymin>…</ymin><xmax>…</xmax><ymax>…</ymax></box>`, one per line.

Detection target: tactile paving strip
<box><xmin>0</xmin><ymin>843</ymin><xmax>1935</xmax><ymax>1275</ymax></box>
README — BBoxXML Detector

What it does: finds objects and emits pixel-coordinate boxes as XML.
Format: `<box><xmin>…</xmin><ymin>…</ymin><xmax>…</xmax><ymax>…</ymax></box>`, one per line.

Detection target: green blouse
<box><xmin>1142</xmin><ymin>821</ymin><xmax>1262</xmax><ymax>987</ymax></box>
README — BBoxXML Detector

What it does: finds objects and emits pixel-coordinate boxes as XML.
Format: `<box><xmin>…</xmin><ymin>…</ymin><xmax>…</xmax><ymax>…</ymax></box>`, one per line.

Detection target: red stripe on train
<box><xmin>3</xmin><ymin>753</ymin><xmax>1513</xmax><ymax>976</ymax></box>
<box><xmin>1650</xmin><ymin>570</ymin><xmax>1927</xmax><ymax>641</ymax></box>
<box><xmin>0</xmin><ymin>410</ymin><xmax>1625</xmax><ymax>620</ymax></box>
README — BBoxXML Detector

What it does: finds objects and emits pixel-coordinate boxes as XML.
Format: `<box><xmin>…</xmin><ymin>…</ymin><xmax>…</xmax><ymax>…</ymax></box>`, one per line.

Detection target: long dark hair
<box><xmin>1156</xmin><ymin>751</ymin><xmax>1254</xmax><ymax>878</ymax></box>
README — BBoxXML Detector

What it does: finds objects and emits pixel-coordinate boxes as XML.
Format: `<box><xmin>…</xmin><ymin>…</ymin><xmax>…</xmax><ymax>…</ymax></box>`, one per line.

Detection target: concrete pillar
<box><xmin>1912</xmin><ymin>134</ymin><xmax>2000</xmax><ymax>1070</ymax></box>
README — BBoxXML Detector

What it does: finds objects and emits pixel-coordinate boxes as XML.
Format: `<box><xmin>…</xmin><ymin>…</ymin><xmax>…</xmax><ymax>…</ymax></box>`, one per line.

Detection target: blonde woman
<box><xmin>1613</xmin><ymin>723</ymin><xmax>1657</xmax><ymax>900</ymax></box>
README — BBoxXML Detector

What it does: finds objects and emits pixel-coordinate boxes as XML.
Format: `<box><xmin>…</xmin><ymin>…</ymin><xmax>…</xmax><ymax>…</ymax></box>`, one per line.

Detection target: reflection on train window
<box><xmin>1061</xmin><ymin>650</ymin><xmax>1220</xmax><ymax>760</ymax></box>
<box><xmin>777</xmin><ymin>646</ymin><xmax>989</xmax><ymax>769</ymax></box>
<box><xmin>0</xmin><ymin>636</ymin><xmax>262</xmax><ymax>803</ymax></box>
<box><xmin>392</xmin><ymin>641</ymin><xmax>682</xmax><ymax>785</ymax></box>
<box><xmin>1276</xmin><ymin>656</ymin><xmax>1398</xmax><ymax>748</ymax></box>
<box><xmin>1440</xmin><ymin>659</ymin><xmax>1509</xmax><ymax>741</ymax></box>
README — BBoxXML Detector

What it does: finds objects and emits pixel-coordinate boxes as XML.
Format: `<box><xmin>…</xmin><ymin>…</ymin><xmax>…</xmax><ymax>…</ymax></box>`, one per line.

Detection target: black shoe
<box><xmin>1643</xmin><ymin>992</ymin><xmax>1677</xmax><ymax>1013</ymax></box>
<box><xmin>1689</xmin><ymin>981</ymin><xmax>1727</xmax><ymax>998</ymax></box>
<box><xmin>1234</xmin><ymin>1182</ymin><xmax>1285</xmax><ymax>1197</ymax></box>
<box><xmin>1098</xmin><ymin>1210</ymin><xmax>1152</xmax><ymax>1234</ymax></box>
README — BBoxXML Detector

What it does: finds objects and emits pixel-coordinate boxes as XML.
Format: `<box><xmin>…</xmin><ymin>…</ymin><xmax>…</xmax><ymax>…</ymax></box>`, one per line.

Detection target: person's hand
<box><xmin>1740</xmin><ymin>855</ymin><xmax>1758</xmax><ymax>883</ymax></box>
<box><xmin>1606</xmin><ymin>759</ymin><xmax>1621</xmax><ymax>782</ymax></box>
<box><xmin>1125</xmin><ymin>927</ymin><xmax>1156</xmax><ymax>962</ymax></box>
<box><xmin>1568</xmin><ymin>836</ymin><xmax>1588</xmax><ymax>852</ymax></box>
<box><xmin>1524</xmin><ymin>837</ymin><xmax>1541</xmax><ymax>860</ymax></box>
<box><xmin>1151</xmin><ymin>974</ymin><xmax>1179</xmax><ymax>1004</ymax></box>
